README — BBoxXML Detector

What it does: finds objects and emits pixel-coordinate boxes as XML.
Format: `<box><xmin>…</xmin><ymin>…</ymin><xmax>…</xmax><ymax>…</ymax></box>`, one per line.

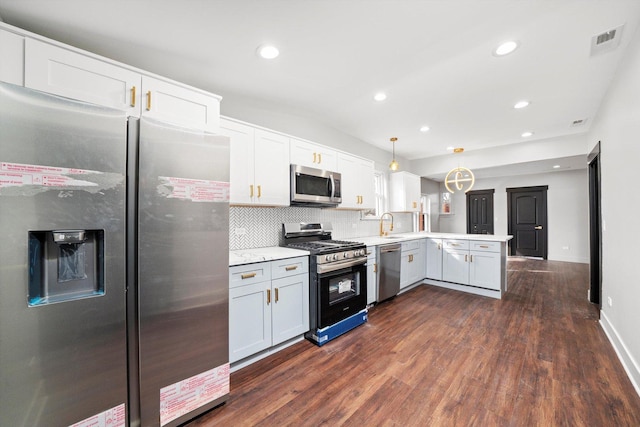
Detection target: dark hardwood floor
<box><xmin>188</xmin><ymin>258</ymin><xmax>640</xmax><ymax>426</ymax></box>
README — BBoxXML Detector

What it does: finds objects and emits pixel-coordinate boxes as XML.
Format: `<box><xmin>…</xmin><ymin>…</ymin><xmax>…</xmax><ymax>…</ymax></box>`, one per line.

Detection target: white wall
<box><xmin>438</xmin><ymin>169</ymin><xmax>589</xmax><ymax>263</ymax></box>
<box><xmin>586</xmin><ymin>24</ymin><xmax>640</xmax><ymax>393</ymax></box>
<box><xmin>221</xmin><ymin>93</ymin><xmax>408</xmax><ymax>173</ymax></box>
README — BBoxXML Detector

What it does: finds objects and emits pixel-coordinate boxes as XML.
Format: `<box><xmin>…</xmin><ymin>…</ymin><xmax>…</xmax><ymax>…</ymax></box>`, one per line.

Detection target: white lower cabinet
<box><xmin>441</xmin><ymin>239</ymin><xmax>501</xmax><ymax>290</ymax></box>
<box><xmin>425</xmin><ymin>238</ymin><xmax>443</xmax><ymax>280</ymax></box>
<box><xmin>442</xmin><ymin>239</ymin><xmax>470</xmax><ymax>285</ymax></box>
<box><xmin>366</xmin><ymin>246</ymin><xmax>377</xmax><ymax>305</ymax></box>
<box><xmin>469</xmin><ymin>241</ymin><xmax>501</xmax><ymax>290</ymax></box>
<box><xmin>229</xmin><ymin>257</ymin><xmax>309</xmax><ymax>363</ymax></box>
<box><xmin>400</xmin><ymin>240</ymin><xmax>424</xmax><ymax>290</ymax></box>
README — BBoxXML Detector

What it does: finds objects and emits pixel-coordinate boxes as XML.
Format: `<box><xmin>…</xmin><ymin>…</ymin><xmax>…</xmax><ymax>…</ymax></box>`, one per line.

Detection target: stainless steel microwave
<box><xmin>290</xmin><ymin>164</ymin><xmax>341</xmax><ymax>207</ymax></box>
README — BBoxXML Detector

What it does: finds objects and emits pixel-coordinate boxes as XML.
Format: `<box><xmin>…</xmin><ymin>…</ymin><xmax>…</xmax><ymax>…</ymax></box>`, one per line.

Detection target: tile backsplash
<box><xmin>230</xmin><ymin>206</ymin><xmax>414</xmax><ymax>250</ymax></box>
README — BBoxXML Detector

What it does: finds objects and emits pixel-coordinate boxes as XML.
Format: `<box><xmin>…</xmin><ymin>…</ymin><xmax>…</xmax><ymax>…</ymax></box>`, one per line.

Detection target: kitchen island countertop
<box><xmin>229</xmin><ymin>247</ymin><xmax>310</xmax><ymax>266</ymax></box>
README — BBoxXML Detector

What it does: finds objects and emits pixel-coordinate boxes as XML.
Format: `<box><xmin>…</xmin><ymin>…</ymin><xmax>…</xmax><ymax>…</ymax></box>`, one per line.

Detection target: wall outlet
<box><xmin>234</xmin><ymin>228</ymin><xmax>247</xmax><ymax>236</ymax></box>
<box><xmin>607</xmin><ymin>296</ymin><xmax>613</xmax><ymax>307</ymax></box>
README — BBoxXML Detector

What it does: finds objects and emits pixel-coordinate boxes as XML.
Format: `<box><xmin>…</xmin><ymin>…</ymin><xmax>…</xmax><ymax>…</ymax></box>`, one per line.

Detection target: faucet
<box><xmin>379</xmin><ymin>212</ymin><xmax>394</xmax><ymax>236</ymax></box>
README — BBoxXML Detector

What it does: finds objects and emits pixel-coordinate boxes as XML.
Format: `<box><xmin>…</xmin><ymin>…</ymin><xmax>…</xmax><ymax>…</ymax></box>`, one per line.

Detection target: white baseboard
<box><xmin>600</xmin><ymin>310</ymin><xmax>640</xmax><ymax>397</ymax></box>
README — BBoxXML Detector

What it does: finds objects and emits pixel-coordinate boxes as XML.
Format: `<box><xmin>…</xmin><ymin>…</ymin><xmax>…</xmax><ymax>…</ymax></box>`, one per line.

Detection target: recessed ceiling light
<box><xmin>257</xmin><ymin>44</ymin><xmax>279</xmax><ymax>59</ymax></box>
<box><xmin>514</xmin><ymin>100</ymin><xmax>530</xmax><ymax>109</ymax></box>
<box><xmin>521</xmin><ymin>131</ymin><xmax>534</xmax><ymax>137</ymax></box>
<box><xmin>493</xmin><ymin>40</ymin><xmax>519</xmax><ymax>56</ymax></box>
<box><xmin>420</xmin><ymin>126</ymin><xmax>430</xmax><ymax>132</ymax></box>
<box><xmin>553</xmin><ymin>165</ymin><xmax>561</xmax><ymax>169</ymax></box>
<box><xmin>374</xmin><ymin>92</ymin><xmax>387</xmax><ymax>102</ymax></box>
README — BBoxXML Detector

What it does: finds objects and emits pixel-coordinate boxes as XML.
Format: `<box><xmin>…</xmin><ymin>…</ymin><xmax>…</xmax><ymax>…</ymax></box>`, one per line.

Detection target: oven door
<box><xmin>317</xmin><ymin>258</ymin><xmax>367</xmax><ymax>329</ymax></box>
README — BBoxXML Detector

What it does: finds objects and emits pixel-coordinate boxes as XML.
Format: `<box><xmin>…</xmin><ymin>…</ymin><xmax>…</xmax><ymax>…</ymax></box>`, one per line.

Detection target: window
<box><xmin>362</xmin><ymin>170</ymin><xmax>387</xmax><ymax>219</ymax></box>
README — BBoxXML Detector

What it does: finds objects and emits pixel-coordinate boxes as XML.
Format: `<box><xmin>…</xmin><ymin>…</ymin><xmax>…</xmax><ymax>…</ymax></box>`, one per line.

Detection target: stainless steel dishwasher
<box><xmin>377</xmin><ymin>243</ymin><xmax>401</xmax><ymax>302</ymax></box>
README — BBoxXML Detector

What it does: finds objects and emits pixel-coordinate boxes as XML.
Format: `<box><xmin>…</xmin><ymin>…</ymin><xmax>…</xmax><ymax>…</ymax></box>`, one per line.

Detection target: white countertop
<box><xmin>229</xmin><ymin>232</ymin><xmax>511</xmax><ymax>266</ymax></box>
<box><xmin>353</xmin><ymin>232</ymin><xmax>513</xmax><ymax>247</ymax></box>
<box><xmin>229</xmin><ymin>247</ymin><xmax>309</xmax><ymax>266</ymax></box>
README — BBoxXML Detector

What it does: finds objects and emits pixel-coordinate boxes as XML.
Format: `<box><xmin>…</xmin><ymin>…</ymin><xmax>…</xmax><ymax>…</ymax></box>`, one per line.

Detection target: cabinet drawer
<box><xmin>402</xmin><ymin>240</ymin><xmax>421</xmax><ymax>252</ymax></box>
<box><xmin>229</xmin><ymin>262</ymin><xmax>271</xmax><ymax>288</ymax></box>
<box><xmin>443</xmin><ymin>239</ymin><xmax>470</xmax><ymax>250</ymax></box>
<box><xmin>271</xmin><ymin>256</ymin><xmax>308</xmax><ymax>280</ymax></box>
<box><xmin>470</xmin><ymin>241</ymin><xmax>501</xmax><ymax>252</ymax></box>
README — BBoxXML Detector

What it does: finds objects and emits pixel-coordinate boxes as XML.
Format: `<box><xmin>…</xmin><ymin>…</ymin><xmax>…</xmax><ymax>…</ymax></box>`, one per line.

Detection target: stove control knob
<box><xmin>325</xmin><ymin>255</ymin><xmax>332</xmax><ymax>262</ymax></box>
<box><xmin>344</xmin><ymin>252</ymin><xmax>351</xmax><ymax>259</ymax></box>
<box><xmin>333</xmin><ymin>254</ymin><xmax>340</xmax><ymax>261</ymax></box>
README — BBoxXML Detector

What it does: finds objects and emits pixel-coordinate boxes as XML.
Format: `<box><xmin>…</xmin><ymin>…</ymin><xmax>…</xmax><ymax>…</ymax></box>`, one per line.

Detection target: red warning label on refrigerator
<box><xmin>157</xmin><ymin>176</ymin><xmax>230</xmax><ymax>202</ymax></box>
<box><xmin>69</xmin><ymin>403</ymin><xmax>126</xmax><ymax>427</ymax></box>
<box><xmin>0</xmin><ymin>161</ymin><xmax>100</xmax><ymax>188</ymax></box>
<box><xmin>159</xmin><ymin>363</ymin><xmax>230</xmax><ymax>426</ymax></box>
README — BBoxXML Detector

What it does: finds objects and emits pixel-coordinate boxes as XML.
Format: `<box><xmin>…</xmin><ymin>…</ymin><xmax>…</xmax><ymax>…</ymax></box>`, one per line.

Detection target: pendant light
<box><xmin>389</xmin><ymin>137</ymin><xmax>399</xmax><ymax>171</ymax></box>
<box><xmin>444</xmin><ymin>148</ymin><xmax>475</xmax><ymax>193</ymax></box>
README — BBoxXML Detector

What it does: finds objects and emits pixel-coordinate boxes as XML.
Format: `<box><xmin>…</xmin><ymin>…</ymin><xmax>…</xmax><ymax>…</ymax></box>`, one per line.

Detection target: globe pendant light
<box><xmin>444</xmin><ymin>148</ymin><xmax>475</xmax><ymax>193</ymax></box>
<box><xmin>389</xmin><ymin>137</ymin><xmax>399</xmax><ymax>171</ymax></box>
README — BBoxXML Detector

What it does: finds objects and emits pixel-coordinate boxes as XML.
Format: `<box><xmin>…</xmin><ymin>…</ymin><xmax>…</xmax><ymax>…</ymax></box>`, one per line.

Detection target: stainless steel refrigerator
<box><xmin>0</xmin><ymin>82</ymin><xmax>230</xmax><ymax>427</ymax></box>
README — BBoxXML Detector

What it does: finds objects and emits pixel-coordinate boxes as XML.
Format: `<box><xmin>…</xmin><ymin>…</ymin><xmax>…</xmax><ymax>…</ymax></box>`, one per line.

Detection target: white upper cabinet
<box><xmin>220</xmin><ymin>118</ymin><xmax>255</xmax><ymax>205</ymax></box>
<box><xmin>22</xmin><ymin>37</ymin><xmax>220</xmax><ymax>132</ymax></box>
<box><xmin>24</xmin><ymin>38</ymin><xmax>141</xmax><ymax>117</ymax></box>
<box><xmin>221</xmin><ymin>117</ymin><xmax>290</xmax><ymax>206</ymax></box>
<box><xmin>390</xmin><ymin>171</ymin><xmax>421</xmax><ymax>212</ymax></box>
<box><xmin>337</xmin><ymin>152</ymin><xmax>375</xmax><ymax>209</ymax></box>
<box><xmin>0</xmin><ymin>28</ymin><xmax>24</xmax><ymax>86</ymax></box>
<box><xmin>140</xmin><ymin>76</ymin><xmax>220</xmax><ymax>132</ymax></box>
<box><xmin>253</xmin><ymin>129</ymin><xmax>290</xmax><ymax>206</ymax></box>
<box><xmin>290</xmin><ymin>138</ymin><xmax>337</xmax><ymax>171</ymax></box>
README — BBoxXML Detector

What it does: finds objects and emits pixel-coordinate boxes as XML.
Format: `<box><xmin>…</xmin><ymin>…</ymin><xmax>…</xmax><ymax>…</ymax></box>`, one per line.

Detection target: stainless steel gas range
<box><xmin>283</xmin><ymin>223</ymin><xmax>368</xmax><ymax>346</ymax></box>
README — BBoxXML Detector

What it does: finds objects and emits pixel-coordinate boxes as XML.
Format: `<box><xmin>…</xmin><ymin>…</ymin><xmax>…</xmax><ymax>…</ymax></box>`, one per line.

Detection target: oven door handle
<box><xmin>329</xmin><ymin>174</ymin><xmax>335</xmax><ymax>200</ymax></box>
<box><xmin>317</xmin><ymin>257</ymin><xmax>366</xmax><ymax>274</ymax></box>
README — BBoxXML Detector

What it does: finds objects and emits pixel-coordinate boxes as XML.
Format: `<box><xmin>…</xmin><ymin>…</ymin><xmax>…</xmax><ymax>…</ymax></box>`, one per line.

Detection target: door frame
<box><xmin>466</xmin><ymin>189</ymin><xmax>495</xmax><ymax>234</ymax></box>
<box><xmin>506</xmin><ymin>185</ymin><xmax>548</xmax><ymax>259</ymax></box>
<box><xmin>588</xmin><ymin>142</ymin><xmax>602</xmax><ymax>309</ymax></box>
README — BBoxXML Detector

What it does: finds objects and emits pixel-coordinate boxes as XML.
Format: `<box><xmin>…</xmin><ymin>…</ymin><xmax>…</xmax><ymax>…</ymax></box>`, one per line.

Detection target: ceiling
<box><xmin>1</xmin><ymin>1</ymin><xmax>639</xmax><ymax>174</ymax></box>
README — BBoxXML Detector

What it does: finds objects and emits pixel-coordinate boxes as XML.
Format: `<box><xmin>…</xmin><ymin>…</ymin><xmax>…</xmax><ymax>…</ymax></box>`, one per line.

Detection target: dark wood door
<box><xmin>507</xmin><ymin>186</ymin><xmax>548</xmax><ymax>258</ymax></box>
<box><xmin>467</xmin><ymin>189</ymin><xmax>494</xmax><ymax>234</ymax></box>
<box><xmin>588</xmin><ymin>142</ymin><xmax>602</xmax><ymax>308</ymax></box>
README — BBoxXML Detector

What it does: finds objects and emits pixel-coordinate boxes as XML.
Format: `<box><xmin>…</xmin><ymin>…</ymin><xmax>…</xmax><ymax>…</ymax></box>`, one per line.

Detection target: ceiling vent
<box><xmin>591</xmin><ymin>24</ymin><xmax>624</xmax><ymax>56</ymax></box>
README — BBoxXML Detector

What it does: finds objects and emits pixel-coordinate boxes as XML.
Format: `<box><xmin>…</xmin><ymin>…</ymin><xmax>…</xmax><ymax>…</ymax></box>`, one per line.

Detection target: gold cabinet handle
<box><xmin>275</xmin><ymin>288</ymin><xmax>279</xmax><ymax>303</ymax></box>
<box><xmin>241</xmin><ymin>272</ymin><xmax>257</xmax><ymax>279</ymax></box>
<box><xmin>470</xmin><ymin>255</ymin><xmax>474</xmax><ymax>262</ymax></box>
<box><xmin>313</xmin><ymin>152</ymin><xmax>317</xmax><ymax>163</ymax></box>
<box><xmin>285</xmin><ymin>265</ymin><xmax>298</xmax><ymax>271</ymax></box>
<box><xmin>146</xmin><ymin>91</ymin><xmax>152</xmax><ymax>111</ymax></box>
<box><xmin>437</xmin><ymin>243</ymin><xmax>442</xmax><ymax>250</ymax></box>
<box><xmin>535</xmin><ymin>225</ymin><xmax>543</xmax><ymax>230</ymax></box>
<box><xmin>257</xmin><ymin>185</ymin><xmax>262</xmax><ymax>198</ymax></box>
<box><xmin>130</xmin><ymin>86</ymin><xmax>136</xmax><ymax>107</ymax></box>
<box><xmin>373</xmin><ymin>263</ymin><xmax>377</xmax><ymax>273</ymax></box>
<box><xmin>413</xmin><ymin>201</ymin><xmax>417</xmax><ymax>208</ymax></box>
<box><xmin>465</xmin><ymin>254</ymin><xmax>468</xmax><ymax>262</ymax></box>
<box><xmin>479</xmin><ymin>245</ymin><xmax>489</xmax><ymax>248</ymax></box>
<box><xmin>266</xmin><ymin>288</ymin><xmax>271</xmax><ymax>304</ymax></box>
<box><xmin>318</xmin><ymin>153</ymin><xmax>322</xmax><ymax>163</ymax></box>
<box><xmin>250</xmin><ymin>184</ymin><xmax>254</xmax><ymax>197</ymax></box>
<box><xmin>409</xmin><ymin>254</ymin><xmax>413</xmax><ymax>262</ymax></box>
<box><xmin>450</xmin><ymin>243</ymin><xmax>460</xmax><ymax>247</ymax></box>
